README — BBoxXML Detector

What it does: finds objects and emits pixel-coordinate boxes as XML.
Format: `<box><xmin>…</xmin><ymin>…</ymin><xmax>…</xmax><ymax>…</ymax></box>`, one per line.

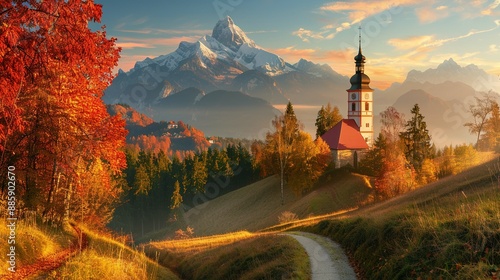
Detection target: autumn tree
<box><xmin>287</xmin><ymin>133</ymin><xmax>331</xmax><ymax>195</ymax></box>
<box><xmin>481</xmin><ymin>101</ymin><xmax>500</xmax><ymax>151</ymax></box>
<box><xmin>0</xmin><ymin>1</ymin><xmax>125</xmax><ymax>226</ymax></box>
<box><xmin>400</xmin><ymin>104</ymin><xmax>432</xmax><ymax>172</ymax></box>
<box><xmin>373</xmin><ymin>107</ymin><xmax>415</xmax><ymax>199</ymax></box>
<box><xmin>262</xmin><ymin>102</ymin><xmax>300</xmax><ymax>205</ymax></box>
<box><xmin>262</xmin><ymin>102</ymin><xmax>330</xmax><ymax>203</ymax></box>
<box><xmin>170</xmin><ymin>181</ymin><xmax>183</xmax><ymax>210</ymax></box>
<box><xmin>315</xmin><ymin>103</ymin><xmax>342</xmax><ymax>138</ymax></box>
<box><xmin>464</xmin><ymin>92</ymin><xmax>497</xmax><ymax>149</ymax></box>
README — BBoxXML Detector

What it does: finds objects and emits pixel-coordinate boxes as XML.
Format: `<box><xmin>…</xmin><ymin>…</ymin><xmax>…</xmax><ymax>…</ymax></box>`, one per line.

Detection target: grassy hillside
<box><xmin>145</xmin><ymin>232</ymin><xmax>310</xmax><ymax>280</ymax></box>
<box><xmin>301</xmin><ymin>156</ymin><xmax>500</xmax><ymax>279</ymax></box>
<box><xmin>180</xmin><ymin>169</ymin><xmax>373</xmax><ymax>236</ymax></box>
<box><xmin>0</xmin><ymin>220</ymin><xmax>178</xmax><ymax>280</ymax></box>
<box><xmin>0</xmin><ymin>219</ymin><xmax>72</xmax><ymax>276</ymax></box>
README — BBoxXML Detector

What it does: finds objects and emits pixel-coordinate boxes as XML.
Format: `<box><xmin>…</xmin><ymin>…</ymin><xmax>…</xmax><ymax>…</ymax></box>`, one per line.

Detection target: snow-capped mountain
<box><xmin>131</xmin><ymin>16</ymin><xmax>290</xmax><ymax>77</ymax></box>
<box><xmin>293</xmin><ymin>58</ymin><xmax>345</xmax><ymax>79</ymax></box>
<box><xmin>104</xmin><ymin>16</ymin><xmax>347</xmax><ymax>107</ymax></box>
<box><xmin>406</xmin><ymin>58</ymin><xmax>500</xmax><ymax>94</ymax></box>
<box><xmin>103</xmin><ymin>16</ymin><xmax>350</xmax><ymax>138</ymax></box>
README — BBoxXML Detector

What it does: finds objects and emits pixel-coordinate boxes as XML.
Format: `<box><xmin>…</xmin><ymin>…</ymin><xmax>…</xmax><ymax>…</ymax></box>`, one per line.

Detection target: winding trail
<box><xmin>2</xmin><ymin>224</ymin><xmax>89</xmax><ymax>280</ymax></box>
<box><xmin>287</xmin><ymin>232</ymin><xmax>357</xmax><ymax>280</ymax></box>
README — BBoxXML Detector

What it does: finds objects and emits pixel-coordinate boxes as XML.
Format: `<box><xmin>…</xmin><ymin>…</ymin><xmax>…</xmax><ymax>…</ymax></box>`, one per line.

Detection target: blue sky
<box><xmin>96</xmin><ymin>0</ymin><xmax>500</xmax><ymax>89</ymax></box>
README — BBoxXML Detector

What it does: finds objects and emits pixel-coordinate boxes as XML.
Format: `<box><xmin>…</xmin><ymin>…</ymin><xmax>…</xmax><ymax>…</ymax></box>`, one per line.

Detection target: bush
<box><xmin>278</xmin><ymin>211</ymin><xmax>298</xmax><ymax>224</ymax></box>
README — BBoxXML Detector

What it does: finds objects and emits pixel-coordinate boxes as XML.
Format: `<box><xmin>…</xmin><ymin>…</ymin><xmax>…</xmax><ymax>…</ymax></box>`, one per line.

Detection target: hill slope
<box><xmin>182</xmin><ymin>170</ymin><xmax>373</xmax><ymax>236</ymax></box>
<box><xmin>303</xmin><ymin>155</ymin><xmax>500</xmax><ymax>279</ymax></box>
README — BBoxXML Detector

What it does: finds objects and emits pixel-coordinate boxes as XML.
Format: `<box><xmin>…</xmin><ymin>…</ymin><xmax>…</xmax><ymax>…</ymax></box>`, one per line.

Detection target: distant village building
<box><xmin>321</xmin><ymin>28</ymin><xmax>373</xmax><ymax>168</ymax></box>
<box><xmin>167</xmin><ymin>121</ymin><xmax>178</xmax><ymax>130</ymax></box>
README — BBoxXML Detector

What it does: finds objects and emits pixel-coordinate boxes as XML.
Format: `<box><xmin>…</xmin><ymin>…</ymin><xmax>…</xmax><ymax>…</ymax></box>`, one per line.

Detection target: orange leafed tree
<box><xmin>0</xmin><ymin>1</ymin><xmax>126</xmax><ymax>226</ymax></box>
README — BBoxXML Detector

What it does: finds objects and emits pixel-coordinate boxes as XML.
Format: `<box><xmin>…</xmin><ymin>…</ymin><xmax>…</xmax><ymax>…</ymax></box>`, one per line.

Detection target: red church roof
<box><xmin>320</xmin><ymin>119</ymin><xmax>369</xmax><ymax>150</ymax></box>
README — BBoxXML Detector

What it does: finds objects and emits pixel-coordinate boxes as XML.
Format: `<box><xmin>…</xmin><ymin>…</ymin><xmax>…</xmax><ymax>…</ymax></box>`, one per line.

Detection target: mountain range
<box><xmin>104</xmin><ymin>16</ymin><xmax>499</xmax><ymax>145</ymax></box>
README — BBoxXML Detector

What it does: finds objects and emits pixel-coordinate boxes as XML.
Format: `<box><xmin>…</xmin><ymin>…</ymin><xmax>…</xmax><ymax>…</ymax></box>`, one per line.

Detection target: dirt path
<box><xmin>287</xmin><ymin>232</ymin><xmax>357</xmax><ymax>280</ymax></box>
<box><xmin>2</xmin><ymin>224</ymin><xmax>89</xmax><ymax>280</ymax></box>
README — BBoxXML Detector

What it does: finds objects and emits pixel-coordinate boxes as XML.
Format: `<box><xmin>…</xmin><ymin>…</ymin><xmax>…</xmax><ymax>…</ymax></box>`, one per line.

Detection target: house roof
<box><xmin>320</xmin><ymin>119</ymin><xmax>369</xmax><ymax>150</ymax></box>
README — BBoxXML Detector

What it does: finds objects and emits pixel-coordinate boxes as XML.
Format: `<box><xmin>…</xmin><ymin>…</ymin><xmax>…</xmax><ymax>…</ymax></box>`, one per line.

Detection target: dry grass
<box><xmin>47</xmin><ymin>224</ymin><xmax>179</xmax><ymax>280</ymax></box>
<box><xmin>302</xmin><ymin>154</ymin><xmax>500</xmax><ymax>279</ymax></box>
<box><xmin>0</xmin><ymin>220</ymin><xmax>70</xmax><ymax>276</ymax></box>
<box><xmin>149</xmin><ymin>231</ymin><xmax>262</xmax><ymax>253</ymax></box>
<box><xmin>145</xmin><ymin>233</ymin><xmax>310</xmax><ymax>280</ymax></box>
<box><xmin>181</xmin><ymin>169</ymin><xmax>372</xmax><ymax>236</ymax></box>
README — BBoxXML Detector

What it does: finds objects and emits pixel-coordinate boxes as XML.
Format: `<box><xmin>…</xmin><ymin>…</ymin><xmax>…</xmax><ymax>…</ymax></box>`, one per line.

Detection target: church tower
<box><xmin>347</xmin><ymin>27</ymin><xmax>374</xmax><ymax>147</ymax></box>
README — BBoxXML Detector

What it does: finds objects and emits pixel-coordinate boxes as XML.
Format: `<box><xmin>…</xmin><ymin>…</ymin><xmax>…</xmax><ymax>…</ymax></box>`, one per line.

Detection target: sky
<box><xmin>95</xmin><ymin>0</ymin><xmax>500</xmax><ymax>90</ymax></box>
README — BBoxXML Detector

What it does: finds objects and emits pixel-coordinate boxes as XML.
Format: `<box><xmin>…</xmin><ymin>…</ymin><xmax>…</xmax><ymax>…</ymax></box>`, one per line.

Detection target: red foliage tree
<box><xmin>0</xmin><ymin>1</ymin><xmax>125</xmax><ymax>226</ymax></box>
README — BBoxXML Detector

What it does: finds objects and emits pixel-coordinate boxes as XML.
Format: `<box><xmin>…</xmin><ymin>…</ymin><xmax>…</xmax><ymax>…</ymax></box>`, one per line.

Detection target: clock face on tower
<box><xmin>365</xmin><ymin>93</ymin><xmax>370</xmax><ymax>99</ymax></box>
<box><xmin>351</xmin><ymin>93</ymin><xmax>357</xmax><ymax>100</ymax></box>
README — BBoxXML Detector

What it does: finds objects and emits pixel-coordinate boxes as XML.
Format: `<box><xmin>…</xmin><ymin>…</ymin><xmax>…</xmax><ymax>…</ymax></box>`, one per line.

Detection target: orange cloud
<box><xmin>116</xmin><ymin>36</ymin><xmax>199</xmax><ymax>49</ymax></box>
<box><xmin>114</xmin><ymin>55</ymin><xmax>151</xmax><ymax>72</ymax></box>
<box><xmin>320</xmin><ymin>0</ymin><xmax>421</xmax><ymax>24</ymax></box>
<box><xmin>116</xmin><ymin>42</ymin><xmax>155</xmax><ymax>49</ymax></box>
<box><xmin>388</xmin><ymin>35</ymin><xmax>434</xmax><ymax>50</ymax></box>
<box><xmin>482</xmin><ymin>0</ymin><xmax>500</xmax><ymax>15</ymax></box>
<box><xmin>270</xmin><ymin>46</ymin><xmax>317</xmax><ymax>61</ymax></box>
<box><xmin>415</xmin><ymin>6</ymin><xmax>450</xmax><ymax>23</ymax></box>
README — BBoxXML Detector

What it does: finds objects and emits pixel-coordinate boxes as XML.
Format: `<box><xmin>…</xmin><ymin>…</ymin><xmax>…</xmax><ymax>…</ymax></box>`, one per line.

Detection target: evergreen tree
<box><xmin>315</xmin><ymin>106</ymin><xmax>328</xmax><ymax>138</ymax></box>
<box><xmin>359</xmin><ymin>133</ymin><xmax>387</xmax><ymax>176</ymax></box>
<box><xmin>315</xmin><ymin>103</ymin><xmax>342</xmax><ymax>138</ymax></box>
<box><xmin>400</xmin><ymin>104</ymin><xmax>432</xmax><ymax>172</ymax></box>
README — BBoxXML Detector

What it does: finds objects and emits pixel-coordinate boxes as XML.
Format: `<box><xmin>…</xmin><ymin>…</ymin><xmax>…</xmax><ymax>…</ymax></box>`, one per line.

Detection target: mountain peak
<box><xmin>437</xmin><ymin>58</ymin><xmax>459</xmax><ymax>69</ymax></box>
<box><xmin>212</xmin><ymin>16</ymin><xmax>255</xmax><ymax>52</ymax></box>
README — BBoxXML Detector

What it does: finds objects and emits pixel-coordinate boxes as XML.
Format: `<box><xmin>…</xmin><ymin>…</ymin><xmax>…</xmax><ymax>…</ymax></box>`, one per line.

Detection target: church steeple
<box><xmin>354</xmin><ymin>27</ymin><xmax>365</xmax><ymax>74</ymax></box>
<box><xmin>349</xmin><ymin>27</ymin><xmax>371</xmax><ymax>91</ymax></box>
<box><xmin>347</xmin><ymin>26</ymin><xmax>374</xmax><ymax>147</ymax></box>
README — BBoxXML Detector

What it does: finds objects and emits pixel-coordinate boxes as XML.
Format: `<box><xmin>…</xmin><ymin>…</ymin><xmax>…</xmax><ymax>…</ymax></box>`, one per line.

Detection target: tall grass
<box><xmin>48</xmin><ymin>224</ymin><xmax>178</xmax><ymax>279</ymax></box>
<box><xmin>145</xmin><ymin>233</ymin><xmax>310</xmax><ymax>280</ymax></box>
<box><xmin>305</xmin><ymin>184</ymin><xmax>500</xmax><ymax>279</ymax></box>
<box><xmin>0</xmin><ymin>219</ymin><xmax>68</xmax><ymax>276</ymax></box>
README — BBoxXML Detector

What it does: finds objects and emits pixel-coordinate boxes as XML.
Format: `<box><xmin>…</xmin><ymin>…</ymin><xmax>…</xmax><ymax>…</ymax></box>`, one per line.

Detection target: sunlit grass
<box><xmin>303</xmin><ymin>156</ymin><xmax>500</xmax><ymax>279</ymax></box>
<box><xmin>49</xmin><ymin>223</ymin><xmax>178</xmax><ymax>280</ymax></box>
<box><xmin>146</xmin><ymin>232</ymin><xmax>309</xmax><ymax>280</ymax></box>
<box><xmin>0</xmin><ymin>218</ymin><xmax>70</xmax><ymax>276</ymax></box>
<box><xmin>149</xmin><ymin>231</ymin><xmax>261</xmax><ymax>253</ymax></box>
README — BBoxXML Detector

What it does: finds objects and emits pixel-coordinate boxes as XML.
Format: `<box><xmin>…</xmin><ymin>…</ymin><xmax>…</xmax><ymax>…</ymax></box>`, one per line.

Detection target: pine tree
<box><xmin>315</xmin><ymin>103</ymin><xmax>342</xmax><ymax>138</ymax></box>
<box><xmin>400</xmin><ymin>104</ymin><xmax>432</xmax><ymax>172</ymax></box>
<box><xmin>315</xmin><ymin>106</ymin><xmax>328</xmax><ymax>138</ymax></box>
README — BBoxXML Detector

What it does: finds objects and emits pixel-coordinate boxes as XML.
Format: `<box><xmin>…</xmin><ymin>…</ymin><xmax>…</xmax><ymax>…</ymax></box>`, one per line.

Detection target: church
<box><xmin>321</xmin><ymin>29</ymin><xmax>373</xmax><ymax>168</ymax></box>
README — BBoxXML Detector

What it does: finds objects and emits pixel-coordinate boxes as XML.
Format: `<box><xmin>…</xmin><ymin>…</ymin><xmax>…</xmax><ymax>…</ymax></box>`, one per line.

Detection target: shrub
<box><xmin>278</xmin><ymin>211</ymin><xmax>298</xmax><ymax>224</ymax></box>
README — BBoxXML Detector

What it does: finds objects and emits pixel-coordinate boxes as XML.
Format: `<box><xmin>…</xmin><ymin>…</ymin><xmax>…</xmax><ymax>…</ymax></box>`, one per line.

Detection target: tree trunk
<box><xmin>63</xmin><ymin>180</ymin><xmax>73</xmax><ymax>222</ymax></box>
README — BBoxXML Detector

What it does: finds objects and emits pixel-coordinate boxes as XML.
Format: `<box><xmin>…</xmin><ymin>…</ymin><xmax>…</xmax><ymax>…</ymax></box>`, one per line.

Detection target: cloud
<box><xmin>320</xmin><ymin>0</ymin><xmax>420</xmax><ymax>24</ymax></box>
<box><xmin>489</xmin><ymin>44</ymin><xmax>498</xmax><ymax>52</ymax></box>
<box><xmin>415</xmin><ymin>6</ymin><xmax>449</xmax><ymax>23</ymax></box>
<box><xmin>117</xmin><ymin>28</ymin><xmax>211</xmax><ymax>36</ymax></box>
<box><xmin>116</xmin><ymin>42</ymin><xmax>155</xmax><ymax>49</ymax></box>
<box><xmin>246</xmin><ymin>30</ymin><xmax>278</xmax><ymax>34</ymax></box>
<box><xmin>293</xmin><ymin>28</ymin><xmax>329</xmax><ymax>42</ymax></box>
<box><xmin>425</xmin><ymin>23</ymin><xmax>499</xmax><ymax>48</ymax></box>
<box><xmin>388</xmin><ymin>35</ymin><xmax>434</xmax><ymax>50</ymax></box>
<box><xmin>270</xmin><ymin>46</ymin><xmax>317</xmax><ymax>61</ymax></box>
<box><xmin>114</xmin><ymin>55</ymin><xmax>151</xmax><ymax>73</ymax></box>
<box><xmin>116</xmin><ymin>36</ymin><xmax>199</xmax><ymax>50</ymax></box>
<box><xmin>482</xmin><ymin>0</ymin><xmax>500</xmax><ymax>15</ymax></box>
<box><xmin>388</xmin><ymin>21</ymin><xmax>500</xmax><ymax>55</ymax></box>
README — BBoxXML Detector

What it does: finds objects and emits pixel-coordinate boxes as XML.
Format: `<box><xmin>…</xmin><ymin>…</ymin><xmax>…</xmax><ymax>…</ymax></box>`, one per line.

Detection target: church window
<box><xmin>365</xmin><ymin>102</ymin><xmax>369</xmax><ymax>111</ymax></box>
<box><xmin>351</xmin><ymin>103</ymin><xmax>355</xmax><ymax>111</ymax></box>
<box><xmin>366</xmin><ymin>123</ymin><xmax>369</xmax><ymax>127</ymax></box>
